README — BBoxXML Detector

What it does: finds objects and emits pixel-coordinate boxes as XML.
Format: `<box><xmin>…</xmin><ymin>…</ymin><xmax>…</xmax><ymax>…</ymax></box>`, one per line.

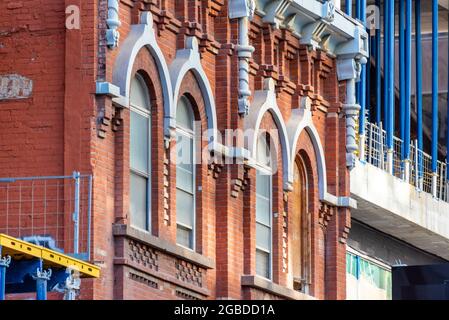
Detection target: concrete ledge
<box><xmin>112</xmin><ymin>224</ymin><xmax>215</xmax><ymax>269</ymax></box>
<box><xmin>351</xmin><ymin>162</ymin><xmax>449</xmax><ymax>259</ymax></box>
<box><xmin>241</xmin><ymin>275</ymin><xmax>316</xmax><ymax>300</ymax></box>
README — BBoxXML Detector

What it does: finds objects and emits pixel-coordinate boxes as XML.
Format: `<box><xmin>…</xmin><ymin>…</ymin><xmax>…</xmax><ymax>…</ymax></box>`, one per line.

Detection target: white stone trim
<box><xmin>244</xmin><ymin>78</ymin><xmax>291</xmax><ymax>191</ymax></box>
<box><xmin>286</xmin><ymin>96</ymin><xmax>328</xmax><ymax>200</ymax></box>
<box><xmin>169</xmin><ymin>37</ymin><xmax>219</xmax><ymax>150</ymax></box>
<box><xmin>112</xmin><ymin>12</ymin><xmax>174</xmax><ymax>138</ymax></box>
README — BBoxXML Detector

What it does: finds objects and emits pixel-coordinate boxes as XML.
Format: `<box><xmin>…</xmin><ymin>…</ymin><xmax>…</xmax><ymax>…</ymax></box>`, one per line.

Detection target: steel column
<box><xmin>386</xmin><ymin>0</ymin><xmax>395</xmax><ymax>173</ymax></box>
<box><xmin>367</xmin><ymin>34</ymin><xmax>372</xmax><ymax>121</ymax></box>
<box><xmin>375</xmin><ymin>0</ymin><xmax>381</xmax><ymax>125</ymax></box>
<box><xmin>431</xmin><ymin>0</ymin><xmax>439</xmax><ymax>196</ymax></box>
<box><xmin>346</xmin><ymin>0</ymin><xmax>353</xmax><ymax>16</ymax></box>
<box><xmin>399</xmin><ymin>0</ymin><xmax>405</xmax><ymax>147</ymax></box>
<box><xmin>447</xmin><ymin>5</ymin><xmax>449</xmax><ymax>180</ymax></box>
<box><xmin>403</xmin><ymin>0</ymin><xmax>412</xmax><ymax>181</ymax></box>
<box><xmin>383</xmin><ymin>0</ymin><xmax>389</xmax><ymax>130</ymax></box>
<box><xmin>33</xmin><ymin>259</ymin><xmax>52</xmax><ymax>301</ymax></box>
<box><xmin>358</xmin><ymin>0</ymin><xmax>367</xmax><ymax>161</ymax></box>
<box><xmin>0</xmin><ymin>247</ymin><xmax>11</xmax><ymax>301</ymax></box>
<box><xmin>73</xmin><ymin>171</ymin><xmax>80</xmax><ymax>254</ymax></box>
<box><xmin>415</xmin><ymin>0</ymin><xmax>423</xmax><ymax>182</ymax></box>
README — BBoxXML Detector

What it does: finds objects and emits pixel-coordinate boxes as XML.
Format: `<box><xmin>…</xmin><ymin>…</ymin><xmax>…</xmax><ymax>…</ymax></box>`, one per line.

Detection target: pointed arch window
<box><xmin>129</xmin><ymin>74</ymin><xmax>151</xmax><ymax>231</ymax></box>
<box><xmin>255</xmin><ymin>133</ymin><xmax>273</xmax><ymax>279</ymax></box>
<box><xmin>292</xmin><ymin>156</ymin><xmax>310</xmax><ymax>293</ymax></box>
<box><xmin>176</xmin><ymin>96</ymin><xmax>196</xmax><ymax>250</ymax></box>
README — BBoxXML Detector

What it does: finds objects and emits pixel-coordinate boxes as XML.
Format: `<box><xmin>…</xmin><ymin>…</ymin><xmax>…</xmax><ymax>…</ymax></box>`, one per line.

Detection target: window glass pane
<box><xmin>130</xmin><ymin>75</ymin><xmax>150</xmax><ymax>110</ymax></box>
<box><xmin>177</xmin><ymin>167</ymin><xmax>193</xmax><ymax>193</ymax></box>
<box><xmin>176</xmin><ymin>96</ymin><xmax>194</xmax><ymax>130</ymax></box>
<box><xmin>256</xmin><ymin>223</ymin><xmax>271</xmax><ymax>252</ymax></box>
<box><xmin>176</xmin><ymin>188</ymin><xmax>194</xmax><ymax>227</ymax></box>
<box><xmin>176</xmin><ymin>133</ymin><xmax>194</xmax><ymax>174</ymax></box>
<box><xmin>130</xmin><ymin>172</ymin><xmax>148</xmax><ymax>230</ymax></box>
<box><xmin>130</xmin><ymin>111</ymin><xmax>149</xmax><ymax>174</ymax></box>
<box><xmin>256</xmin><ymin>135</ymin><xmax>271</xmax><ymax>167</ymax></box>
<box><xmin>256</xmin><ymin>195</ymin><xmax>270</xmax><ymax>226</ymax></box>
<box><xmin>256</xmin><ymin>171</ymin><xmax>270</xmax><ymax>198</ymax></box>
<box><xmin>256</xmin><ymin>249</ymin><xmax>270</xmax><ymax>279</ymax></box>
<box><xmin>177</xmin><ymin>224</ymin><xmax>193</xmax><ymax>249</ymax></box>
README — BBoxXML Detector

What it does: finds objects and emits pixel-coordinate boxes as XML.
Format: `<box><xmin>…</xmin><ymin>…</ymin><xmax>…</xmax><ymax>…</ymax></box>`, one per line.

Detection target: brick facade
<box><xmin>0</xmin><ymin>0</ymin><xmax>356</xmax><ymax>300</ymax></box>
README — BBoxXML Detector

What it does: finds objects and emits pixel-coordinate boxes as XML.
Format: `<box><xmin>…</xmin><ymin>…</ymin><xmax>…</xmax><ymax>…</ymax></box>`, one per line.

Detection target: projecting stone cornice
<box><xmin>253</xmin><ymin>0</ymin><xmax>368</xmax><ymax>62</ymax></box>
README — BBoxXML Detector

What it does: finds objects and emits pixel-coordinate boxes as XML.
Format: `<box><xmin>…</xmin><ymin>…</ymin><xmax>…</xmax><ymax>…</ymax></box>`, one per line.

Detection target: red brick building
<box><xmin>0</xmin><ymin>0</ymin><xmax>369</xmax><ymax>300</ymax></box>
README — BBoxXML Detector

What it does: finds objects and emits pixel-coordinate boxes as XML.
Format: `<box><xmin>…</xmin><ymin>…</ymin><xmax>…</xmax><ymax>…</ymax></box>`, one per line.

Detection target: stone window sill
<box><xmin>112</xmin><ymin>224</ymin><xmax>215</xmax><ymax>269</ymax></box>
<box><xmin>241</xmin><ymin>275</ymin><xmax>316</xmax><ymax>300</ymax></box>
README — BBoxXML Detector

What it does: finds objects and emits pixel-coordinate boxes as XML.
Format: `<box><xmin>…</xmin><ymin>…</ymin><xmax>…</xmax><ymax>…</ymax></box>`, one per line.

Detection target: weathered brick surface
<box><xmin>0</xmin><ymin>0</ymin><xmax>351</xmax><ymax>300</ymax></box>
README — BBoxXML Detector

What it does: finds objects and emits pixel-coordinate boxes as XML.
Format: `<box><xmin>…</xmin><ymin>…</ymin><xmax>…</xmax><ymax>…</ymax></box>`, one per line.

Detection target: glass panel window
<box><xmin>256</xmin><ymin>249</ymin><xmax>270</xmax><ymax>279</ymax></box>
<box><xmin>176</xmin><ymin>96</ymin><xmax>196</xmax><ymax>250</ymax></box>
<box><xmin>256</xmin><ymin>135</ymin><xmax>271</xmax><ymax>167</ymax></box>
<box><xmin>256</xmin><ymin>195</ymin><xmax>270</xmax><ymax>226</ymax></box>
<box><xmin>129</xmin><ymin>74</ymin><xmax>151</xmax><ymax>231</ymax></box>
<box><xmin>130</xmin><ymin>75</ymin><xmax>150</xmax><ymax>110</ymax></box>
<box><xmin>130</xmin><ymin>111</ymin><xmax>149</xmax><ymax>174</ymax></box>
<box><xmin>176</xmin><ymin>189</ymin><xmax>194</xmax><ymax>227</ymax></box>
<box><xmin>130</xmin><ymin>172</ymin><xmax>148</xmax><ymax>230</ymax></box>
<box><xmin>346</xmin><ymin>250</ymin><xmax>392</xmax><ymax>300</ymax></box>
<box><xmin>256</xmin><ymin>223</ymin><xmax>271</xmax><ymax>251</ymax></box>
<box><xmin>255</xmin><ymin>133</ymin><xmax>272</xmax><ymax>279</ymax></box>
<box><xmin>177</xmin><ymin>225</ymin><xmax>193</xmax><ymax>249</ymax></box>
<box><xmin>176</xmin><ymin>96</ymin><xmax>194</xmax><ymax>130</ymax></box>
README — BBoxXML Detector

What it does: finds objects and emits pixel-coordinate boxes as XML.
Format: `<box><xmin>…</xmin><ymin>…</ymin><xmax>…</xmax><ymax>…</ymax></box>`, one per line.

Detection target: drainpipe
<box><xmin>229</xmin><ymin>0</ymin><xmax>256</xmax><ymax>115</ymax></box>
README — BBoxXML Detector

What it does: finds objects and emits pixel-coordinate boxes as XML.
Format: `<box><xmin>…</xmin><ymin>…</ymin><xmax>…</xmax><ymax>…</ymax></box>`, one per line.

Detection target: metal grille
<box><xmin>437</xmin><ymin>162</ymin><xmax>448</xmax><ymax>202</ymax></box>
<box><xmin>363</xmin><ymin>122</ymin><xmax>449</xmax><ymax>203</ymax></box>
<box><xmin>421</xmin><ymin>152</ymin><xmax>433</xmax><ymax>194</ymax></box>
<box><xmin>365</xmin><ymin>122</ymin><xmax>386</xmax><ymax>169</ymax></box>
<box><xmin>393</xmin><ymin>137</ymin><xmax>403</xmax><ymax>179</ymax></box>
<box><xmin>0</xmin><ymin>172</ymin><xmax>92</xmax><ymax>260</ymax></box>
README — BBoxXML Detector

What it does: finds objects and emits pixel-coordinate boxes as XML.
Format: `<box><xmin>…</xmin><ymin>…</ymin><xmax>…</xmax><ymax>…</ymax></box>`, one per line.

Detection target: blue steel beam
<box><xmin>404</xmin><ymin>0</ymin><xmax>412</xmax><ymax>161</ymax></box>
<box><xmin>375</xmin><ymin>0</ymin><xmax>381</xmax><ymax>125</ymax></box>
<box><xmin>359</xmin><ymin>0</ymin><xmax>367</xmax><ymax>137</ymax></box>
<box><xmin>383</xmin><ymin>0</ymin><xmax>389</xmax><ymax>130</ymax></box>
<box><xmin>432</xmin><ymin>0</ymin><xmax>439</xmax><ymax>173</ymax></box>
<box><xmin>399</xmin><ymin>0</ymin><xmax>405</xmax><ymax>149</ymax></box>
<box><xmin>367</xmin><ymin>34</ymin><xmax>372</xmax><ymax>121</ymax></box>
<box><xmin>415</xmin><ymin>0</ymin><xmax>423</xmax><ymax>178</ymax></box>
<box><xmin>346</xmin><ymin>0</ymin><xmax>353</xmax><ymax>16</ymax></box>
<box><xmin>447</xmin><ymin>4</ymin><xmax>449</xmax><ymax>179</ymax></box>
<box><xmin>387</xmin><ymin>0</ymin><xmax>395</xmax><ymax>152</ymax></box>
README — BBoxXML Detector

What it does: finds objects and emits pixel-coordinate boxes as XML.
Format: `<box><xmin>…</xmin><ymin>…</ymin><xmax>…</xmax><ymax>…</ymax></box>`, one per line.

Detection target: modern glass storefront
<box><xmin>346</xmin><ymin>248</ymin><xmax>392</xmax><ymax>300</ymax></box>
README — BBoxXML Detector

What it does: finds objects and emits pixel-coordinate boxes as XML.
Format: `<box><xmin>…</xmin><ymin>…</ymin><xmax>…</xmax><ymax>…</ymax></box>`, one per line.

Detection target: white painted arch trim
<box><xmin>169</xmin><ymin>37</ymin><xmax>219</xmax><ymax>149</ymax></box>
<box><xmin>112</xmin><ymin>12</ymin><xmax>175</xmax><ymax>138</ymax></box>
<box><xmin>245</xmin><ymin>78</ymin><xmax>291</xmax><ymax>191</ymax></box>
<box><xmin>286</xmin><ymin>96</ymin><xmax>328</xmax><ymax>201</ymax></box>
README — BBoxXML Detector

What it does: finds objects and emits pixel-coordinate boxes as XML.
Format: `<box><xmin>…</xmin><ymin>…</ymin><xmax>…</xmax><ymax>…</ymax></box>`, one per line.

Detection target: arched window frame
<box><xmin>255</xmin><ymin>133</ymin><xmax>274</xmax><ymax>280</ymax></box>
<box><xmin>129</xmin><ymin>73</ymin><xmax>152</xmax><ymax>232</ymax></box>
<box><xmin>175</xmin><ymin>96</ymin><xmax>197</xmax><ymax>251</ymax></box>
<box><xmin>292</xmin><ymin>155</ymin><xmax>311</xmax><ymax>294</ymax></box>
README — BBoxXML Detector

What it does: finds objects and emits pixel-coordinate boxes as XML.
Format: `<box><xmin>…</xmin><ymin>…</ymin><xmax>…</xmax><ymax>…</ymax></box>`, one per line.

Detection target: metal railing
<box><xmin>363</xmin><ymin>122</ymin><xmax>449</xmax><ymax>203</ymax></box>
<box><xmin>0</xmin><ymin>172</ymin><xmax>92</xmax><ymax>260</ymax></box>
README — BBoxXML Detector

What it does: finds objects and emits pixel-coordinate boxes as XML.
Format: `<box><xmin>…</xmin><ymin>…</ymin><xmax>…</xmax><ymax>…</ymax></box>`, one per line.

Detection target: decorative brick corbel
<box><xmin>207</xmin><ymin>159</ymin><xmax>224</xmax><ymax>179</ymax></box>
<box><xmin>318</xmin><ymin>202</ymin><xmax>333</xmax><ymax>230</ymax></box>
<box><xmin>231</xmin><ymin>165</ymin><xmax>250</xmax><ymax>198</ymax></box>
